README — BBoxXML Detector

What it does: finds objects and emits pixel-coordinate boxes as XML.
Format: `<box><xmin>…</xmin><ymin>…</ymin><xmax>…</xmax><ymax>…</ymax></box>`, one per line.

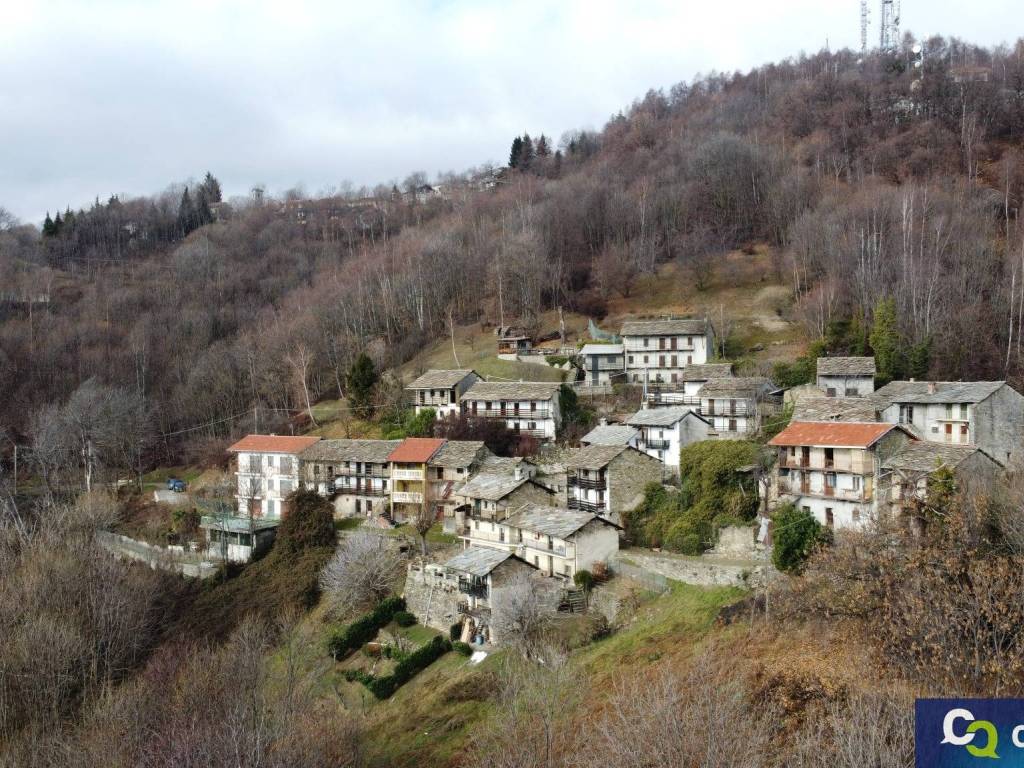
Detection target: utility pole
<box><xmin>879</xmin><ymin>0</ymin><xmax>900</xmax><ymax>54</ymax></box>
<box><xmin>860</xmin><ymin>0</ymin><xmax>869</xmax><ymax>54</ymax></box>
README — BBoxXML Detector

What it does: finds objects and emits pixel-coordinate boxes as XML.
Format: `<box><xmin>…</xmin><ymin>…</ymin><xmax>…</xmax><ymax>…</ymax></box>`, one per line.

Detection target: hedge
<box><xmin>328</xmin><ymin>596</ymin><xmax>406</xmax><ymax>660</ymax></box>
<box><xmin>355</xmin><ymin>635</ymin><xmax>453</xmax><ymax>700</ymax></box>
<box><xmin>393</xmin><ymin>610</ymin><xmax>417</xmax><ymax>627</ymax></box>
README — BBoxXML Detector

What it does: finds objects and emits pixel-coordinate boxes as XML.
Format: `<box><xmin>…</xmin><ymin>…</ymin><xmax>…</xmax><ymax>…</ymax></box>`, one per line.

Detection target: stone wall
<box><xmin>403</xmin><ymin>563</ymin><xmax>463</xmax><ymax>634</ymax></box>
<box><xmin>613</xmin><ymin>549</ymin><xmax>773</xmax><ymax>589</ymax></box>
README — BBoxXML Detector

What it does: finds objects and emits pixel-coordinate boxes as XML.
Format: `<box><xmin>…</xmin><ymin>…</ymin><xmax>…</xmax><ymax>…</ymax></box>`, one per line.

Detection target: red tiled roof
<box><xmin>769</xmin><ymin>421</ymin><xmax>900</xmax><ymax>448</ymax></box>
<box><xmin>388</xmin><ymin>437</ymin><xmax>446</xmax><ymax>463</ymax></box>
<box><xmin>227</xmin><ymin>434</ymin><xmax>321</xmax><ymax>454</ymax></box>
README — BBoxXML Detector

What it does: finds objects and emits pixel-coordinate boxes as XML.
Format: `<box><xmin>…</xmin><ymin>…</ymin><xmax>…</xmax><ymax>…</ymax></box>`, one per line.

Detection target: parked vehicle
<box><xmin>167</xmin><ymin>478</ymin><xmax>187</xmax><ymax>493</ymax></box>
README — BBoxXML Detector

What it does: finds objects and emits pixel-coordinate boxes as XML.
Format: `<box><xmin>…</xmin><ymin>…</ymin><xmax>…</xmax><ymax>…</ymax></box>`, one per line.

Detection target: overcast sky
<box><xmin>1</xmin><ymin>1</ymin><xmax>1019</xmax><ymax>222</ymax></box>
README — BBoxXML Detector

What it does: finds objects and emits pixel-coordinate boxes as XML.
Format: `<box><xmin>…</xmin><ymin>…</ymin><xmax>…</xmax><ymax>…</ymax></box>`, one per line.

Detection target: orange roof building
<box><xmin>227</xmin><ymin>434</ymin><xmax>321</xmax><ymax>454</ymax></box>
<box><xmin>387</xmin><ymin>437</ymin><xmax>447</xmax><ymax>464</ymax></box>
<box><xmin>769</xmin><ymin>421</ymin><xmax>903</xmax><ymax>448</ymax></box>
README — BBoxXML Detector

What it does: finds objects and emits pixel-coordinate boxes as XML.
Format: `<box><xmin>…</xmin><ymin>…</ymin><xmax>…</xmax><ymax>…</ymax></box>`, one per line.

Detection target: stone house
<box><xmin>578</xmin><ymin>343</ymin><xmax>625</xmax><ymax>386</ymax></box>
<box><xmin>879</xmin><ymin>442</ymin><xmax>1002</xmax><ymax>520</ymax></box>
<box><xmin>873</xmin><ymin>380</ymin><xmax>1024</xmax><ymax>466</ymax></box>
<box><xmin>816</xmin><ymin>356</ymin><xmax>876</xmax><ymax>397</ymax></box>
<box><xmin>427</xmin><ymin>440</ymin><xmax>491</xmax><ymax>525</ymax></box>
<box><xmin>460</xmin><ymin>381</ymin><xmax>562</xmax><ymax>441</ymax></box>
<box><xmin>495</xmin><ymin>325</ymin><xmax>532</xmax><ymax>356</ymax></box>
<box><xmin>698</xmin><ymin>377</ymin><xmax>777</xmax><ymax>438</ymax></box>
<box><xmin>451</xmin><ymin>468</ymin><xmax>555</xmax><ymax>534</ymax></box>
<box><xmin>621</xmin><ymin>317</ymin><xmax>715</xmax><ymax>384</ymax></box>
<box><xmin>646</xmin><ymin>363</ymin><xmax>733</xmax><ymax>408</ymax></box>
<box><xmin>228</xmin><ymin>434</ymin><xmax>321</xmax><ymax>518</ymax></box>
<box><xmin>565</xmin><ymin>444</ymin><xmax>664</xmax><ymax>522</ymax></box>
<box><xmin>299</xmin><ymin>439</ymin><xmax>399</xmax><ymax>518</ymax></box>
<box><xmin>767</xmin><ymin>421</ymin><xmax>914</xmax><ymax>530</ymax></box>
<box><xmin>406</xmin><ymin>369</ymin><xmax>481</xmax><ymax>419</ymax></box>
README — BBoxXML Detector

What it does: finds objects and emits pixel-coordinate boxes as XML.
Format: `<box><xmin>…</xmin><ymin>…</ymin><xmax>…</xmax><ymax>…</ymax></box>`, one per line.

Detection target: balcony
<box><xmin>781</xmin><ymin>483</ymin><xmax>870</xmax><ymax>502</ymax></box>
<box><xmin>392</xmin><ymin>491</ymin><xmax>424</xmax><ymax>504</ymax></box>
<box><xmin>519</xmin><ymin>540</ymin><xmax>568</xmax><ymax>557</ymax></box>
<box><xmin>703</xmin><ymin>404</ymin><xmax>752</xmax><ymax>417</ymax></box>
<box><xmin>568</xmin><ymin>475</ymin><xmax>607</xmax><ymax>491</ymax></box>
<box><xmin>779</xmin><ymin>456</ymin><xmax>857</xmax><ymax>473</ymax></box>
<box><xmin>458</xmin><ymin>579</ymin><xmax>488</xmax><ymax>599</ymax></box>
<box><xmin>393</xmin><ymin>468</ymin><xmax>425</xmax><ymax>481</ymax></box>
<box><xmin>335</xmin><ymin>483</ymin><xmax>388</xmax><ymax>497</ymax></box>
<box><xmin>639</xmin><ymin>438</ymin><xmax>670</xmax><ymax>450</ymax></box>
<box><xmin>646</xmin><ymin>392</ymin><xmax>701</xmax><ymax>407</ymax></box>
<box><xmin>568</xmin><ymin>498</ymin><xmax>607</xmax><ymax>515</ymax></box>
<box><xmin>333</xmin><ymin>466</ymin><xmax>389</xmax><ymax>478</ymax></box>
<box><xmin>464</xmin><ymin>407</ymin><xmax>553</xmax><ymax>419</ymax></box>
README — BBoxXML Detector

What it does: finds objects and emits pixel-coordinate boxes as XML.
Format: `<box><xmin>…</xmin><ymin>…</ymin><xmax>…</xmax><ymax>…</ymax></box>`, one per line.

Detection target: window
<box><xmin>825</xmin><ymin>508</ymin><xmax>834</xmax><ymax>528</ymax></box>
<box><xmin>826</xmin><ymin>387</ymin><xmax>837</xmax><ymax>397</ymax></box>
<box><xmin>628</xmin><ymin>355</ymin><xmax>634</xmax><ymax>364</ymax></box>
<box><xmin>844</xmin><ymin>388</ymin><xmax>857</xmax><ymax>397</ymax></box>
<box><xmin>899</xmin><ymin>405</ymin><xmax>914</xmax><ymax>424</ymax></box>
<box><xmin>643</xmin><ymin>338</ymin><xmax>649</xmax><ymax>348</ymax></box>
<box><xmin>960</xmin><ymin>404</ymin><xmax>969</xmax><ymax>419</ymax></box>
<box><xmin>435</xmin><ymin>467</ymin><xmax>443</xmax><ymax>480</ymax></box>
<box><xmin>825</xmin><ymin>472</ymin><xmax>836</xmax><ymax>488</ymax></box>
<box><xmin>474</xmin><ymin>520</ymin><xmax>479</xmax><ymax>530</ymax></box>
<box><xmin>687</xmin><ymin>355</ymin><xmax>692</xmax><ymax>365</ymax></box>
<box><xmin>945</xmin><ymin>404</ymin><xmax>953</xmax><ymax>419</ymax></box>
<box><xmin>851</xmin><ymin>476</ymin><xmax>862</xmax><ymax>491</ymax></box>
<box><xmin>643</xmin><ymin>355</ymin><xmax>649</xmax><ymax>364</ymax></box>
<box><xmin>802</xmin><ymin>505</ymin><xmax>811</xmax><ymax>514</ymax></box>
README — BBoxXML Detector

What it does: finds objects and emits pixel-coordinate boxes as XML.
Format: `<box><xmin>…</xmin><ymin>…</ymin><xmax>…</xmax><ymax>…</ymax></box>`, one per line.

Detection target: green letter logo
<box><xmin>965</xmin><ymin>720</ymin><xmax>1000</xmax><ymax>759</ymax></box>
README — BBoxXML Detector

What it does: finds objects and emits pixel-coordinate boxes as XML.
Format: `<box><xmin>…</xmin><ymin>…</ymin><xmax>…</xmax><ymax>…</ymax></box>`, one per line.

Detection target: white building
<box><xmin>873</xmin><ymin>380</ymin><xmax>1024</xmax><ymax>466</ymax></box>
<box><xmin>697</xmin><ymin>377</ymin><xmax>775</xmax><ymax>438</ymax></box>
<box><xmin>816</xmin><ymin>357</ymin><xmax>876</xmax><ymax>397</ymax></box>
<box><xmin>621</xmin><ymin>318</ymin><xmax>715</xmax><ymax>385</ymax></box>
<box><xmin>646</xmin><ymin>363</ymin><xmax>733</xmax><ymax>408</ymax></box>
<box><xmin>228</xmin><ymin>434</ymin><xmax>321</xmax><ymax>518</ymax></box>
<box><xmin>768</xmin><ymin>421</ymin><xmax>913</xmax><ymax>530</ymax></box>
<box><xmin>460</xmin><ymin>381</ymin><xmax>562</xmax><ymax>441</ymax></box>
<box><xmin>460</xmin><ymin>503</ymin><xmax>620</xmax><ymax>579</ymax></box>
<box><xmin>578</xmin><ymin>344</ymin><xmax>625</xmax><ymax>386</ymax></box>
<box><xmin>626</xmin><ymin>406</ymin><xmax>713</xmax><ymax>474</ymax></box>
<box><xmin>406</xmin><ymin>369</ymin><xmax>481</xmax><ymax>419</ymax></box>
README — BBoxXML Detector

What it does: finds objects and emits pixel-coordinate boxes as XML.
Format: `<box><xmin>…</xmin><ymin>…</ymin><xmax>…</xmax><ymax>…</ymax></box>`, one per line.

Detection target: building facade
<box><xmin>299</xmin><ymin>439</ymin><xmax>399</xmax><ymax>518</ymax></box>
<box><xmin>388</xmin><ymin>438</ymin><xmax>447</xmax><ymax>524</ymax></box>
<box><xmin>621</xmin><ymin>318</ymin><xmax>715</xmax><ymax>384</ymax></box>
<box><xmin>565</xmin><ymin>445</ymin><xmax>664</xmax><ymax>521</ymax></box>
<box><xmin>578</xmin><ymin>344</ymin><xmax>625</xmax><ymax>386</ymax></box>
<box><xmin>406</xmin><ymin>369</ymin><xmax>481</xmax><ymax>419</ymax></box>
<box><xmin>816</xmin><ymin>357</ymin><xmax>876</xmax><ymax>397</ymax></box>
<box><xmin>626</xmin><ymin>406</ymin><xmax>713</xmax><ymax>473</ymax></box>
<box><xmin>228</xmin><ymin>434</ymin><xmax>321</xmax><ymax>518</ymax></box>
<box><xmin>460</xmin><ymin>381</ymin><xmax>562</xmax><ymax>440</ymax></box>
<box><xmin>768</xmin><ymin>421</ymin><xmax>913</xmax><ymax>530</ymax></box>
<box><xmin>698</xmin><ymin>377</ymin><xmax>775</xmax><ymax>438</ymax></box>
<box><xmin>646</xmin><ymin>363</ymin><xmax>733</xmax><ymax>408</ymax></box>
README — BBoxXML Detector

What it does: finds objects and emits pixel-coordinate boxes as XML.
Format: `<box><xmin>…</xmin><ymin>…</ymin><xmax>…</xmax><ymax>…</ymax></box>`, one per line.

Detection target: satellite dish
<box><xmin>912</xmin><ymin>43</ymin><xmax>923</xmax><ymax>54</ymax></box>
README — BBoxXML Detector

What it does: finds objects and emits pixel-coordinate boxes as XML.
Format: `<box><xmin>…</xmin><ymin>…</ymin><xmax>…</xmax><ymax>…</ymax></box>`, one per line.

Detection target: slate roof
<box><xmin>462</xmin><ymin>381</ymin><xmax>562</xmax><ymax>401</ymax></box>
<box><xmin>407</xmin><ymin>369</ymin><xmax>477</xmax><ymax>389</ymax></box>
<box><xmin>430</xmin><ymin>440</ymin><xmax>487</xmax><ymax>468</ymax></box>
<box><xmin>769</xmin><ymin>421</ymin><xmax>902</xmax><ymax>448</ymax></box>
<box><xmin>443</xmin><ymin>547</ymin><xmax>515</xmax><ymax>578</ymax></box>
<box><xmin>581</xmin><ymin>424</ymin><xmax>639</xmax><ymax>446</ymax></box>
<box><xmin>456</xmin><ymin>473</ymin><xmax>532</xmax><ymax>501</ymax></box>
<box><xmin>872</xmin><ymin>381</ymin><xmax>1005</xmax><ymax>406</ymax></box>
<box><xmin>882</xmin><ymin>442</ymin><xmax>987</xmax><ymax>472</ymax></box>
<box><xmin>626</xmin><ymin>406</ymin><xmax>693</xmax><ymax>427</ymax></box>
<box><xmin>698</xmin><ymin>377</ymin><xmax>771</xmax><ymax>397</ymax></box>
<box><xmin>479</xmin><ymin>455</ymin><xmax>531</xmax><ymax>473</ymax></box>
<box><xmin>387</xmin><ymin>437</ymin><xmax>446</xmax><ymax>463</ymax></box>
<box><xmin>228</xmin><ymin>435</ymin><xmax>321</xmax><ymax>454</ymax></box>
<box><xmin>621</xmin><ymin>318</ymin><xmax>709</xmax><ymax>336</ymax></box>
<box><xmin>566</xmin><ymin>444</ymin><xmax>627</xmax><ymax>470</ymax></box>
<box><xmin>579</xmin><ymin>344</ymin><xmax>624</xmax><ymax>356</ymax></box>
<box><xmin>816</xmin><ymin>357</ymin><xmax>877</xmax><ymax>376</ymax></box>
<box><xmin>678</xmin><ymin>363</ymin><xmax>733</xmax><ymax>381</ymax></box>
<box><xmin>299</xmin><ymin>439</ymin><xmax>400</xmax><ymax>464</ymax></box>
<box><xmin>505</xmin><ymin>503</ymin><xmax>620</xmax><ymax>539</ymax></box>
<box><xmin>791</xmin><ymin>397</ymin><xmax>879</xmax><ymax>423</ymax></box>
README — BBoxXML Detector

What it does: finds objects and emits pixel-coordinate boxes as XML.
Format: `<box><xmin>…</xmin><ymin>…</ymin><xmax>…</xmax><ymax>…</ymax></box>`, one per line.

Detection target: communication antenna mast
<box><xmin>860</xmin><ymin>1</ymin><xmax>869</xmax><ymax>54</ymax></box>
<box><xmin>879</xmin><ymin>0</ymin><xmax>901</xmax><ymax>54</ymax></box>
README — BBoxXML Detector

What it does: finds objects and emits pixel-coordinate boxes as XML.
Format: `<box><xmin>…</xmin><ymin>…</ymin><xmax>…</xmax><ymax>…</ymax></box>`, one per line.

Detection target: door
<box><xmin>825</xmin><ymin>508</ymin><xmax>834</xmax><ymax>528</ymax></box>
<box><xmin>801</xmin><ymin>446</ymin><xmax>810</xmax><ymax>467</ymax></box>
<box><xmin>960</xmin><ymin>424</ymin><xmax>969</xmax><ymax>443</ymax></box>
<box><xmin>945</xmin><ymin>423</ymin><xmax>953</xmax><ymax>443</ymax></box>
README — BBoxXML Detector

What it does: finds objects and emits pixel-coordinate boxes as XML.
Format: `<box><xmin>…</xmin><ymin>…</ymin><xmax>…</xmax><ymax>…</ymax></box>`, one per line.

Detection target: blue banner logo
<box><xmin>917</xmin><ymin>699</ymin><xmax>1024</xmax><ymax>766</ymax></box>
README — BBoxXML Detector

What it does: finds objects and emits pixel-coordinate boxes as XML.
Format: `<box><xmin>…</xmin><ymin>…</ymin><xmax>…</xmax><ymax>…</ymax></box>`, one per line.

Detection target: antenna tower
<box><xmin>860</xmin><ymin>1</ymin><xmax>869</xmax><ymax>54</ymax></box>
<box><xmin>879</xmin><ymin>0</ymin><xmax>901</xmax><ymax>53</ymax></box>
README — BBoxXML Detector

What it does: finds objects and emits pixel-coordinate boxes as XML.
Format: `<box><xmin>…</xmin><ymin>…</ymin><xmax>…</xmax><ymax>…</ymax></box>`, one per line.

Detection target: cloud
<box><xmin>0</xmin><ymin>0</ymin><xmax>1020</xmax><ymax>221</ymax></box>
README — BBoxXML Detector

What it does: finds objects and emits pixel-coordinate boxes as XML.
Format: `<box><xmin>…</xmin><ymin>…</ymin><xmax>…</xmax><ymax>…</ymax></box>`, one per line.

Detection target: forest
<box><xmin>3</xmin><ymin>35</ymin><xmax>1024</xmax><ymax>473</ymax></box>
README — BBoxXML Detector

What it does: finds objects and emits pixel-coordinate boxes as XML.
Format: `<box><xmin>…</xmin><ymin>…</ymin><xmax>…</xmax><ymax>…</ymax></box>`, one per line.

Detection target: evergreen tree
<box><xmin>53</xmin><ymin>212</ymin><xmax>63</xmax><ymax>236</ymax></box>
<box><xmin>177</xmin><ymin>187</ymin><xmax>195</xmax><ymax>237</ymax></box>
<box><xmin>771</xmin><ymin>504</ymin><xmax>828</xmax><ymax>573</ymax></box>
<box><xmin>536</xmin><ymin>134</ymin><xmax>550</xmax><ymax>157</ymax></box>
<box><xmin>869</xmin><ymin>297</ymin><xmax>903</xmax><ymax>385</ymax></box>
<box><xmin>346</xmin><ymin>353</ymin><xmax>379</xmax><ymax>418</ymax></box>
<box><xmin>519</xmin><ymin>133</ymin><xmax>535</xmax><ymax>170</ymax></box>
<box><xmin>201</xmin><ymin>171</ymin><xmax>222</xmax><ymax>203</ymax></box>
<box><xmin>509</xmin><ymin>136</ymin><xmax>524</xmax><ymax>169</ymax></box>
<box><xmin>907</xmin><ymin>339</ymin><xmax>931</xmax><ymax>380</ymax></box>
<box><xmin>195</xmin><ymin>188</ymin><xmax>213</xmax><ymax>227</ymax></box>
<box><xmin>42</xmin><ymin>213</ymin><xmax>55</xmax><ymax>237</ymax></box>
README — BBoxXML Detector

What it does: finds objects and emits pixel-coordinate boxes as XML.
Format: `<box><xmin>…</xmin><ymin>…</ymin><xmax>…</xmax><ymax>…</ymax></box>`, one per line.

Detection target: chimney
<box><xmin>513</xmin><ymin>465</ymin><xmax>523</xmax><ymax>481</ymax></box>
<box><xmin>927</xmin><ymin>381</ymin><xmax>936</xmax><ymax>394</ymax></box>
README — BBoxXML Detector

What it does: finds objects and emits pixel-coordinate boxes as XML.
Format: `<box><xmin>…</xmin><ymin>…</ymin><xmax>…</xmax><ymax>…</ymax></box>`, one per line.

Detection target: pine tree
<box><xmin>520</xmin><ymin>133</ymin><xmax>535</xmax><ymax>170</ymax></box>
<box><xmin>536</xmin><ymin>134</ymin><xmax>550</xmax><ymax>157</ymax></box>
<box><xmin>869</xmin><ymin>297</ymin><xmax>903</xmax><ymax>385</ymax></box>
<box><xmin>53</xmin><ymin>212</ymin><xmax>63</xmax><ymax>236</ymax></box>
<box><xmin>195</xmin><ymin>188</ymin><xmax>213</xmax><ymax>226</ymax></box>
<box><xmin>201</xmin><ymin>171</ymin><xmax>222</xmax><ymax>203</ymax></box>
<box><xmin>509</xmin><ymin>136</ymin><xmax>524</xmax><ymax>169</ymax></box>
<box><xmin>177</xmin><ymin>187</ymin><xmax>195</xmax><ymax>237</ymax></box>
<box><xmin>42</xmin><ymin>213</ymin><xmax>54</xmax><ymax>237</ymax></box>
<box><xmin>346</xmin><ymin>353</ymin><xmax>379</xmax><ymax>418</ymax></box>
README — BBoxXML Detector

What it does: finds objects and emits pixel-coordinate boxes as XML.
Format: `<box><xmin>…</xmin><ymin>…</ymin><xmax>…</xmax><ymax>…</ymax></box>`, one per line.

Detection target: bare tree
<box><xmin>489</xmin><ymin>570</ymin><xmax>559</xmax><ymax>654</ymax></box>
<box><xmin>319</xmin><ymin>530</ymin><xmax>405</xmax><ymax>616</ymax></box>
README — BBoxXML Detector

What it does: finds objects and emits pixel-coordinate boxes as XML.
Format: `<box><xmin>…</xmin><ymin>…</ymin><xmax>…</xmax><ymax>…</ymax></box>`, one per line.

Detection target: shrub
<box><xmin>772</xmin><ymin>504</ymin><xmax>827</xmax><ymax>573</ymax></box>
<box><xmin>450</xmin><ymin>621</ymin><xmax>463</xmax><ymax>640</ymax></box>
<box><xmin>393</xmin><ymin>610</ymin><xmax>416</xmax><ymax>628</ymax></box>
<box><xmin>453</xmin><ymin>641</ymin><xmax>472</xmax><ymax>656</ymax></box>
<box><xmin>277</xmin><ymin>489</ymin><xmax>336</xmax><ymax>554</ymax></box>
<box><xmin>354</xmin><ymin>635</ymin><xmax>453</xmax><ymax>700</ymax></box>
<box><xmin>327</xmin><ymin>596</ymin><xmax>406</xmax><ymax>659</ymax></box>
<box><xmin>573</xmin><ymin>569</ymin><xmax>594</xmax><ymax>592</ymax></box>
